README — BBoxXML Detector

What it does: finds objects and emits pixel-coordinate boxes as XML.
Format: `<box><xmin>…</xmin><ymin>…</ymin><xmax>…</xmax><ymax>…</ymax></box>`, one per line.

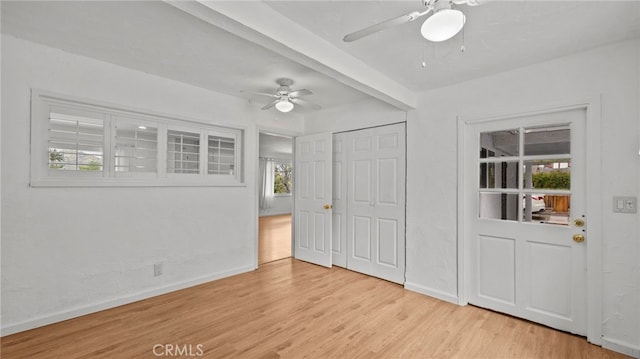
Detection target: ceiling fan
<box><xmin>343</xmin><ymin>0</ymin><xmax>486</xmax><ymax>43</ymax></box>
<box><xmin>242</xmin><ymin>78</ymin><xmax>321</xmax><ymax>113</ymax></box>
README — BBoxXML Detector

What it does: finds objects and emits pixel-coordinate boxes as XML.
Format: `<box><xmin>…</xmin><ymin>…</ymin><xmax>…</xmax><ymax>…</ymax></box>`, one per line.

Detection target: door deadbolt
<box><xmin>573</xmin><ymin>218</ymin><xmax>585</xmax><ymax>227</ymax></box>
<box><xmin>573</xmin><ymin>234</ymin><xmax>585</xmax><ymax>243</ymax></box>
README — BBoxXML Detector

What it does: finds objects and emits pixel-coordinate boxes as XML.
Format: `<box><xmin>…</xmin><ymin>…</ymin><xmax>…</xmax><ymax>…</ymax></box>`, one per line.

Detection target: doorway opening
<box><xmin>258</xmin><ymin>132</ymin><xmax>293</xmax><ymax>265</ymax></box>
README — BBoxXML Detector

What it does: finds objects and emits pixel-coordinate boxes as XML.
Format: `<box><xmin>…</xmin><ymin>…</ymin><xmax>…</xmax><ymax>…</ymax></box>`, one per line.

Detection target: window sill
<box><xmin>30</xmin><ymin>177</ymin><xmax>246</xmax><ymax>188</ymax></box>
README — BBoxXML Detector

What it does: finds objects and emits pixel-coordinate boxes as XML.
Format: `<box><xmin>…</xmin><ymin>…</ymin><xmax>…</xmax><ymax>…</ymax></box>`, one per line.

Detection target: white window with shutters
<box><xmin>47</xmin><ymin>107</ymin><xmax>106</xmax><ymax>176</ymax></box>
<box><xmin>113</xmin><ymin>116</ymin><xmax>159</xmax><ymax>177</ymax></box>
<box><xmin>207</xmin><ymin>130</ymin><xmax>239</xmax><ymax>176</ymax></box>
<box><xmin>30</xmin><ymin>90</ymin><xmax>244</xmax><ymax>187</ymax></box>
<box><xmin>167</xmin><ymin>127</ymin><xmax>201</xmax><ymax>175</ymax></box>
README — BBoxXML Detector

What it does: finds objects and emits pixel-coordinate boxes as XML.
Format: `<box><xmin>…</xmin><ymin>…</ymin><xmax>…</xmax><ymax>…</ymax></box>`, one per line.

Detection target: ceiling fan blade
<box><xmin>291</xmin><ymin>98</ymin><xmax>321</xmax><ymax>111</ymax></box>
<box><xmin>261</xmin><ymin>99</ymin><xmax>279</xmax><ymax>110</ymax></box>
<box><xmin>289</xmin><ymin>89</ymin><xmax>312</xmax><ymax>97</ymax></box>
<box><xmin>452</xmin><ymin>0</ymin><xmax>488</xmax><ymax>6</ymax></box>
<box><xmin>343</xmin><ymin>9</ymin><xmax>431</xmax><ymax>42</ymax></box>
<box><xmin>240</xmin><ymin>89</ymin><xmax>277</xmax><ymax>98</ymax></box>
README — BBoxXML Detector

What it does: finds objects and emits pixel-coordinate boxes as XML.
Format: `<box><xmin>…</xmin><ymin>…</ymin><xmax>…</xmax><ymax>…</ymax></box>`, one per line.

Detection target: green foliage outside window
<box><xmin>532</xmin><ymin>170</ymin><xmax>570</xmax><ymax>190</ymax></box>
<box><xmin>79</xmin><ymin>160</ymin><xmax>102</xmax><ymax>171</ymax></box>
<box><xmin>49</xmin><ymin>149</ymin><xmax>65</xmax><ymax>169</ymax></box>
<box><xmin>49</xmin><ymin>149</ymin><xmax>102</xmax><ymax>171</ymax></box>
<box><xmin>274</xmin><ymin>163</ymin><xmax>292</xmax><ymax>194</ymax></box>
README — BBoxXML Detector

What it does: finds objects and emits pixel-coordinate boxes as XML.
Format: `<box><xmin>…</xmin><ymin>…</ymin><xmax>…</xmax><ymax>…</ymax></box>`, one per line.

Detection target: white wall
<box><xmin>0</xmin><ymin>20</ymin><xmax>3</xmax><ymax>331</ymax></box>
<box><xmin>405</xmin><ymin>39</ymin><xmax>640</xmax><ymax>354</ymax></box>
<box><xmin>0</xmin><ymin>35</ymin><xmax>300</xmax><ymax>335</ymax></box>
<box><xmin>259</xmin><ymin>196</ymin><xmax>293</xmax><ymax>217</ymax></box>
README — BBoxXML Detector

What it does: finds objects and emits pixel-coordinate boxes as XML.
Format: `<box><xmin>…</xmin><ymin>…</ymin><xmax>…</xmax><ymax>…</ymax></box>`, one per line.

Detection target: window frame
<box><xmin>166</xmin><ymin>124</ymin><xmax>204</xmax><ymax>178</ymax></box>
<box><xmin>112</xmin><ymin>114</ymin><xmax>160</xmax><ymax>178</ymax></box>
<box><xmin>273</xmin><ymin>158</ymin><xmax>293</xmax><ymax>197</ymax></box>
<box><xmin>207</xmin><ymin>128</ymin><xmax>241</xmax><ymax>177</ymax></box>
<box><xmin>31</xmin><ymin>89</ymin><xmax>245</xmax><ymax>187</ymax></box>
<box><xmin>46</xmin><ymin>105</ymin><xmax>109</xmax><ymax>178</ymax></box>
<box><xmin>477</xmin><ymin>125</ymin><xmax>572</xmax><ymax>224</ymax></box>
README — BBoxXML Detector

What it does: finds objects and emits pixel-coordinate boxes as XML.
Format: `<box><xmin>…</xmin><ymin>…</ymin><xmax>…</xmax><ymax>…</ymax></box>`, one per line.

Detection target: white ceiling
<box><xmin>266</xmin><ymin>0</ymin><xmax>640</xmax><ymax>92</ymax></box>
<box><xmin>2</xmin><ymin>1</ymin><xmax>640</xmax><ymax>112</ymax></box>
<box><xmin>0</xmin><ymin>1</ymin><xmax>370</xmax><ymax>112</ymax></box>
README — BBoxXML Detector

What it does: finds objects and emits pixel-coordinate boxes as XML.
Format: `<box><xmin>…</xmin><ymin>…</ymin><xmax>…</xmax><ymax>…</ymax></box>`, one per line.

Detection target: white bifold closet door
<box><xmin>333</xmin><ymin>123</ymin><xmax>406</xmax><ymax>284</ymax></box>
<box><xmin>331</xmin><ymin>133</ymin><xmax>348</xmax><ymax>268</ymax></box>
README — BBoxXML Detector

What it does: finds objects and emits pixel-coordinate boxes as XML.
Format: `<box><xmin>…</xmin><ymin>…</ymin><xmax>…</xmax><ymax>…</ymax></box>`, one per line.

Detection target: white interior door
<box><xmin>332</xmin><ymin>132</ymin><xmax>348</xmax><ymax>267</ymax></box>
<box><xmin>294</xmin><ymin>132</ymin><xmax>332</xmax><ymax>267</ymax></box>
<box><xmin>347</xmin><ymin>123</ymin><xmax>406</xmax><ymax>284</ymax></box>
<box><xmin>464</xmin><ymin>108</ymin><xmax>587</xmax><ymax>335</ymax></box>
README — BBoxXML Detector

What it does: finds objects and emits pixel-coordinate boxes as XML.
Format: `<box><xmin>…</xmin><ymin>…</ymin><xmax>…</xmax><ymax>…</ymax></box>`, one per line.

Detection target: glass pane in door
<box><xmin>524</xmin><ymin>125</ymin><xmax>570</xmax><ymax>156</ymax></box>
<box><xmin>522</xmin><ymin>193</ymin><xmax>571</xmax><ymax>226</ymax></box>
<box><xmin>523</xmin><ymin>159</ymin><xmax>571</xmax><ymax>191</ymax></box>
<box><xmin>479</xmin><ymin>192</ymin><xmax>519</xmax><ymax>221</ymax></box>
<box><xmin>480</xmin><ymin>161</ymin><xmax>519</xmax><ymax>189</ymax></box>
<box><xmin>480</xmin><ymin>129</ymin><xmax>519</xmax><ymax>157</ymax></box>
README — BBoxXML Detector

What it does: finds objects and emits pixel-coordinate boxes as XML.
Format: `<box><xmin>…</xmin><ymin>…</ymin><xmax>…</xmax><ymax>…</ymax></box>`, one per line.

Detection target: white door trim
<box><xmin>456</xmin><ymin>97</ymin><xmax>602</xmax><ymax>345</ymax></box>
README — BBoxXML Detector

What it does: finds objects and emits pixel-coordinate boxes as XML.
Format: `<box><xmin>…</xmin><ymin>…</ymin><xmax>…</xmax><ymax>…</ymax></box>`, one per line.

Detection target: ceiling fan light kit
<box><xmin>275</xmin><ymin>98</ymin><xmax>294</xmax><ymax>113</ymax></box>
<box><xmin>421</xmin><ymin>9</ymin><xmax>466</xmax><ymax>42</ymax></box>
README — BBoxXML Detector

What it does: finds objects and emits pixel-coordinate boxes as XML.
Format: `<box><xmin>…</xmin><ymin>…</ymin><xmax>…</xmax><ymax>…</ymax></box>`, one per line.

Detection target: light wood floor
<box><xmin>258</xmin><ymin>214</ymin><xmax>291</xmax><ymax>265</ymax></box>
<box><xmin>1</xmin><ymin>259</ymin><xmax>629</xmax><ymax>358</ymax></box>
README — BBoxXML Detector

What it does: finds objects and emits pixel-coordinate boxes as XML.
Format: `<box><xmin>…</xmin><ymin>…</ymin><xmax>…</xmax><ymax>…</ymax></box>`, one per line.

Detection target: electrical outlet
<box><xmin>613</xmin><ymin>196</ymin><xmax>637</xmax><ymax>214</ymax></box>
<box><xmin>154</xmin><ymin>262</ymin><xmax>163</xmax><ymax>277</ymax></box>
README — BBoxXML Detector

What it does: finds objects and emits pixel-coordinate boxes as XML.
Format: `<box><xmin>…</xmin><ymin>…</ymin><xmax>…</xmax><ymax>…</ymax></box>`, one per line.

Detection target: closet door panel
<box><xmin>346</xmin><ymin>123</ymin><xmax>406</xmax><ymax>284</ymax></box>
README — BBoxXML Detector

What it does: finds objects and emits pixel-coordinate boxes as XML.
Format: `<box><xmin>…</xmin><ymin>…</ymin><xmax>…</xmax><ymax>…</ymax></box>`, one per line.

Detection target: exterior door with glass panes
<box><xmin>464</xmin><ymin>107</ymin><xmax>587</xmax><ymax>335</ymax></box>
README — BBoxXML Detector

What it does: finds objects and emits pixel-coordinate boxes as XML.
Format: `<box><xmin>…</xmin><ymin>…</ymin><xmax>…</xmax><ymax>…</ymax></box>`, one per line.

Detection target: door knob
<box><xmin>323</xmin><ymin>204</ymin><xmax>333</xmax><ymax>210</ymax></box>
<box><xmin>573</xmin><ymin>218</ymin><xmax>585</xmax><ymax>227</ymax></box>
<box><xmin>573</xmin><ymin>234</ymin><xmax>585</xmax><ymax>243</ymax></box>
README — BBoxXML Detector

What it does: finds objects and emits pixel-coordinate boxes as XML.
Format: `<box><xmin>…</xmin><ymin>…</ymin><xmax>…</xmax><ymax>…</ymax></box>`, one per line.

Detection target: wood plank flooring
<box><xmin>258</xmin><ymin>214</ymin><xmax>291</xmax><ymax>265</ymax></box>
<box><xmin>1</xmin><ymin>258</ymin><xmax>629</xmax><ymax>358</ymax></box>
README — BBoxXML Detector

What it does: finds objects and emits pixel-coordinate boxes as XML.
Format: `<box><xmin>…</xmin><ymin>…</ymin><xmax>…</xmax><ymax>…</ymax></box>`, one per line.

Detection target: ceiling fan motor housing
<box><xmin>433</xmin><ymin>0</ymin><xmax>452</xmax><ymax>11</ymax></box>
<box><xmin>276</xmin><ymin>78</ymin><xmax>294</xmax><ymax>97</ymax></box>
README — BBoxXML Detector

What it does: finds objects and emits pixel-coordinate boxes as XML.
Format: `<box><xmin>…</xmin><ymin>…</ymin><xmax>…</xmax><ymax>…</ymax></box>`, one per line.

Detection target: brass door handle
<box><xmin>323</xmin><ymin>204</ymin><xmax>333</xmax><ymax>210</ymax></box>
<box><xmin>573</xmin><ymin>234</ymin><xmax>585</xmax><ymax>243</ymax></box>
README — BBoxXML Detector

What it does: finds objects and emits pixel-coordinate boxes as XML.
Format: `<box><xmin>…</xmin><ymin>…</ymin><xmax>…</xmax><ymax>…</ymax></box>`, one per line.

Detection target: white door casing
<box><xmin>347</xmin><ymin>123</ymin><xmax>406</xmax><ymax>284</ymax></box>
<box><xmin>294</xmin><ymin>132</ymin><xmax>333</xmax><ymax>267</ymax></box>
<box><xmin>332</xmin><ymin>132</ymin><xmax>348</xmax><ymax>267</ymax></box>
<box><xmin>463</xmin><ymin>107</ymin><xmax>588</xmax><ymax>335</ymax></box>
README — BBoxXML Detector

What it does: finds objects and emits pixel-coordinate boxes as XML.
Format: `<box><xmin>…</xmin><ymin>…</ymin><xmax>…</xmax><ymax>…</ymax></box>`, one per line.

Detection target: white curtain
<box><xmin>259</xmin><ymin>157</ymin><xmax>275</xmax><ymax>209</ymax></box>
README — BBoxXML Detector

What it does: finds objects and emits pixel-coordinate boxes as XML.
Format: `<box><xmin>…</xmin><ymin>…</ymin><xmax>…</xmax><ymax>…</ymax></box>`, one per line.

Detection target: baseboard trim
<box><xmin>404</xmin><ymin>281</ymin><xmax>459</xmax><ymax>305</ymax></box>
<box><xmin>602</xmin><ymin>337</ymin><xmax>640</xmax><ymax>358</ymax></box>
<box><xmin>1</xmin><ymin>264</ymin><xmax>254</xmax><ymax>337</ymax></box>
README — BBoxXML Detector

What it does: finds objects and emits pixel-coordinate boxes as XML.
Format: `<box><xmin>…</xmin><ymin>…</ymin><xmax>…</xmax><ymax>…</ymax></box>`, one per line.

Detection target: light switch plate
<box><xmin>613</xmin><ymin>196</ymin><xmax>637</xmax><ymax>214</ymax></box>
